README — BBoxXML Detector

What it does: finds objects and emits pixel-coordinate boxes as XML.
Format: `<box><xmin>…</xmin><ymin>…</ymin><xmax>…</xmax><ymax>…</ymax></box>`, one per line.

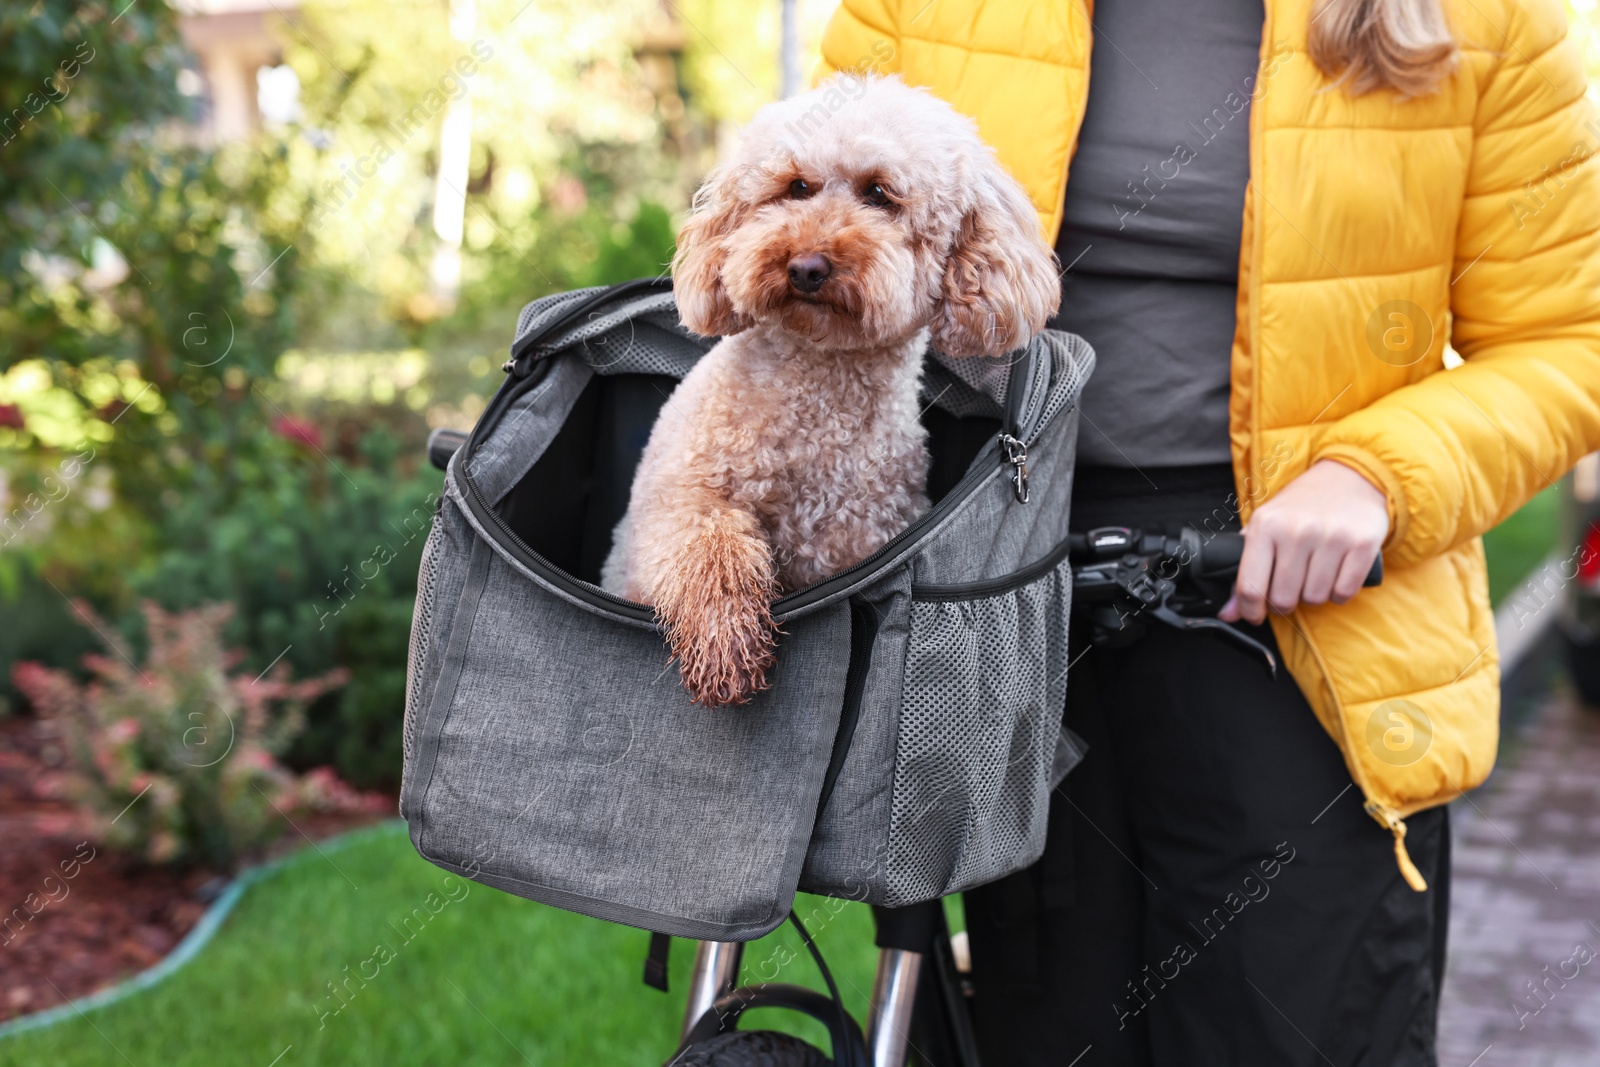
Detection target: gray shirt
<box><xmin>1053</xmin><ymin>0</ymin><xmax>1264</xmax><ymax>468</ymax></box>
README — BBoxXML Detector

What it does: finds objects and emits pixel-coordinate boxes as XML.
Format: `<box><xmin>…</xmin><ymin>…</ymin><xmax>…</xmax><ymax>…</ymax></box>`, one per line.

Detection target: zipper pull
<box><xmin>998</xmin><ymin>433</ymin><xmax>1029</xmax><ymax>504</ymax></box>
<box><xmin>1365</xmin><ymin>801</ymin><xmax>1429</xmax><ymax>892</ymax></box>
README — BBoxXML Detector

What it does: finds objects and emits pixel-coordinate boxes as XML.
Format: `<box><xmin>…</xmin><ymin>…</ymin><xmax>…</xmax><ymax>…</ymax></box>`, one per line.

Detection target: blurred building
<box><xmin>172</xmin><ymin>0</ymin><xmax>691</xmax><ymax>148</ymax></box>
<box><xmin>173</xmin><ymin>0</ymin><xmax>301</xmax><ymax>144</ymax></box>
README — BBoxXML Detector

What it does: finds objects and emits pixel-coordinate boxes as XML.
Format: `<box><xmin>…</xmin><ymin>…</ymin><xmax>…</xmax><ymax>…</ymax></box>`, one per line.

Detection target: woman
<box><xmin>818</xmin><ymin>0</ymin><xmax>1600</xmax><ymax>1063</ymax></box>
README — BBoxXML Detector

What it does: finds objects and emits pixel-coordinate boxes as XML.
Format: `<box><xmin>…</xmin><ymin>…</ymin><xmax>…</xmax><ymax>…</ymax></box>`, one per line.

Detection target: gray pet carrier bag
<box><xmin>400</xmin><ymin>277</ymin><xmax>1095</xmax><ymax>941</ymax></box>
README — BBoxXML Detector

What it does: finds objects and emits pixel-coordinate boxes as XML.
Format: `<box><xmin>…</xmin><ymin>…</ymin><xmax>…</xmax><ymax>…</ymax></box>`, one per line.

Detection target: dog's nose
<box><xmin>787</xmin><ymin>254</ymin><xmax>832</xmax><ymax>294</ymax></box>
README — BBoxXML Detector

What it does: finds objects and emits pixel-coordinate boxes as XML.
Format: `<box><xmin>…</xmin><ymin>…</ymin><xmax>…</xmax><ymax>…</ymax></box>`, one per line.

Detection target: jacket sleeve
<box><xmin>810</xmin><ymin>0</ymin><xmax>902</xmax><ymax>88</ymax></box>
<box><xmin>1313</xmin><ymin>0</ymin><xmax>1600</xmax><ymax>567</ymax></box>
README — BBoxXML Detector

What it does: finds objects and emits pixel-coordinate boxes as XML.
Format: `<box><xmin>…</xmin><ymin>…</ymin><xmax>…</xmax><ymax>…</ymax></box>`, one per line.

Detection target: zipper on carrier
<box><xmin>454</xmin><ymin>430</ymin><xmax>1008</xmax><ymax>624</ymax></box>
<box><xmin>998</xmin><ymin>433</ymin><xmax>1029</xmax><ymax>504</ymax></box>
<box><xmin>459</xmin><ymin>287</ymin><xmax>1066</xmax><ymax>624</ymax></box>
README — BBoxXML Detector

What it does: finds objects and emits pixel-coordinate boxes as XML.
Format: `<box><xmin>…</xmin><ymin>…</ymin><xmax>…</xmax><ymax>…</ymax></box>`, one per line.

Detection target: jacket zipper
<box><xmin>1284</xmin><ymin>608</ymin><xmax>1428</xmax><ymax>891</ymax></box>
<box><xmin>1234</xmin><ymin>7</ymin><xmax>1425</xmax><ymax>892</ymax></box>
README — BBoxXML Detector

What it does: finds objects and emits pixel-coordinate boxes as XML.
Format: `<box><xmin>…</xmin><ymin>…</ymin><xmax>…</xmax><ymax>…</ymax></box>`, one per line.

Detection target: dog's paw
<box><xmin>668</xmin><ymin>598</ymin><xmax>777</xmax><ymax>708</ymax></box>
<box><xmin>652</xmin><ymin>518</ymin><xmax>779</xmax><ymax>708</ymax></box>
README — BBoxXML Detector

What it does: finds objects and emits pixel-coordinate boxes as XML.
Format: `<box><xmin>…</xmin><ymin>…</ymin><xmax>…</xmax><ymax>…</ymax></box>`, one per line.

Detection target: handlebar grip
<box><xmin>1196</xmin><ymin>531</ymin><xmax>1383</xmax><ymax>587</ymax></box>
<box><xmin>1194</xmin><ymin>531</ymin><xmax>1244</xmax><ymax>574</ymax></box>
<box><xmin>427</xmin><ymin>428</ymin><xmax>469</xmax><ymax>472</ymax></box>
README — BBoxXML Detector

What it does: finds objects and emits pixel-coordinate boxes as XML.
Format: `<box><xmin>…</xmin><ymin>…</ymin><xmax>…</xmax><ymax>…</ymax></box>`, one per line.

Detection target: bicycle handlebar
<box><xmin>427</xmin><ymin>428</ymin><xmax>469</xmax><ymax>472</ymax></box>
<box><xmin>1066</xmin><ymin>526</ymin><xmax>1385</xmax><ymax>677</ymax></box>
<box><xmin>1068</xmin><ymin>527</ymin><xmax>1383</xmax><ymax>591</ymax></box>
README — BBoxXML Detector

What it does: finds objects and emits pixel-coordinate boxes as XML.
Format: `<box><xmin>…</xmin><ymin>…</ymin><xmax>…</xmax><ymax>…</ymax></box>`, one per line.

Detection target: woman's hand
<box><xmin>1218</xmin><ymin>459</ymin><xmax>1390</xmax><ymax>624</ymax></box>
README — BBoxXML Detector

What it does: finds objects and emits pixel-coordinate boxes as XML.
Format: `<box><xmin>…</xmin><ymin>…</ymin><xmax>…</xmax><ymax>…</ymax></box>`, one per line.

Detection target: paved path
<box><xmin>1438</xmin><ymin>689</ymin><xmax>1600</xmax><ymax>1067</ymax></box>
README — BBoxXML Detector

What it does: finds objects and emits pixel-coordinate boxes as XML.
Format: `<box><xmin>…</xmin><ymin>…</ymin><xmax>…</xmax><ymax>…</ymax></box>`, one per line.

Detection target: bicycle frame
<box><xmin>677</xmin><ymin>901</ymin><xmax>982</xmax><ymax>1067</ymax></box>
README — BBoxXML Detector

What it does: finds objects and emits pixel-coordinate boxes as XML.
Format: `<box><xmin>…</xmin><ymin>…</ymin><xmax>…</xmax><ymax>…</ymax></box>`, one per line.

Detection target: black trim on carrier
<box><xmin>813</xmin><ymin>598</ymin><xmax>883</xmax><ymax>823</ymax></box>
<box><xmin>453</xmin><ymin>432</ymin><xmax>1006</xmax><ymax>625</ymax></box>
<box><xmin>504</xmin><ymin>275</ymin><xmax>674</xmax><ymax>376</ymax></box>
<box><xmin>909</xmin><ymin>533</ymin><xmax>1074</xmax><ymax>602</ymax></box>
<box><xmin>452</xmin><ymin>277</ymin><xmax>1060</xmax><ymax>626</ymax></box>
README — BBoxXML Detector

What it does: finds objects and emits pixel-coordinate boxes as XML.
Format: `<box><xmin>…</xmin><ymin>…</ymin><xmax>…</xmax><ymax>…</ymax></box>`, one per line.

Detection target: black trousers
<box><xmin>963</xmin><ymin>466</ymin><xmax>1451</xmax><ymax>1067</ymax></box>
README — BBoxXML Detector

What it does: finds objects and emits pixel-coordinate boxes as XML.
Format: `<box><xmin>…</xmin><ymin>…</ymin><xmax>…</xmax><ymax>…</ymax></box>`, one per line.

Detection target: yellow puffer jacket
<box><xmin>816</xmin><ymin>0</ymin><xmax>1600</xmax><ymax>887</ymax></box>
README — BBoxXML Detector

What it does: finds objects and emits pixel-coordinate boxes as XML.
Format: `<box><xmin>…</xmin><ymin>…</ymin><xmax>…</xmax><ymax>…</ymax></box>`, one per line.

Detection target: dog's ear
<box><xmin>672</xmin><ymin>163</ymin><xmax>753</xmax><ymax>338</ymax></box>
<box><xmin>930</xmin><ymin>161</ymin><xmax>1061</xmax><ymax>358</ymax></box>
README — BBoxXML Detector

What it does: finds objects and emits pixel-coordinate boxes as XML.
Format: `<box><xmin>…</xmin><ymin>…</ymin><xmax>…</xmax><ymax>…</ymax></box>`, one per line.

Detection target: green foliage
<box><xmin>0</xmin><ymin>0</ymin><xmax>689</xmax><ymax>791</ymax></box>
<box><xmin>1</xmin><ymin>0</ymin><xmax>317</xmax><ymax>622</ymax></box>
<box><xmin>0</xmin><ymin>0</ymin><xmax>398</xmax><ymax>789</ymax></box>
<box><xmin>280</xmin><ymin>0</ymin><xmax>678</xmax><ymax>323</ymax></box>
<box><xmin>312</xmin><ymin>595</ymin><xmax>413</xmax><ymax>790</ymax></box>
<box><xmin>1</xmin><ymin>0</ymin><xmax>303</xmax><ymax>403</ymax></box>
<box><xmin>118</xmin><ymin>428</ymin><xmax>442</xmax><ymax>790</ymax></box>
<box><xmin>0</xmin><ymin>569</ymin><xmax>98</xmax><ymax>718</ymax></box>
<box><xmin>10</xmin><ymin>602</ymin><xmax>362</xmax><ymax>870</ymax></box>
<box><xmin>1</xmin><ymin>3</ymin><xmax>187</xmax><ymax>326</ymax></box>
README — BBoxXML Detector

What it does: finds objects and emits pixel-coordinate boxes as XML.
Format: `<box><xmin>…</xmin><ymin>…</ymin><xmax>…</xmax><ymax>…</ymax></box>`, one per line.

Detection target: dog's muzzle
<box><xmin>787</xmin><ymin>253</ymin><xmax>832</xmax><ymax>294</ymax></box>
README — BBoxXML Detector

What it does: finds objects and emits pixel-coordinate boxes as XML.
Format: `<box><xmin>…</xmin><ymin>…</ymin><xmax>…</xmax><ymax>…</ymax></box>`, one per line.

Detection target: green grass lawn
<box><xmin>0</xmin><ymin>823</ymin><xmax>888</xmax><ymax>1067</ymax></box>
<box><xmin>1482</xmin><ymin>484</ymin><xmax>1563</xmax><ymax>606</ymax></box>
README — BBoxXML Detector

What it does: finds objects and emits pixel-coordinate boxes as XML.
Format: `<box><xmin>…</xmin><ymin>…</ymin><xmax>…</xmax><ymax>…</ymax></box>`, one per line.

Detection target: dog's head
<box><xmin>672</xmin><ymin>74</ymin><xmax>1061</xmax><ymax>356</ymax></box>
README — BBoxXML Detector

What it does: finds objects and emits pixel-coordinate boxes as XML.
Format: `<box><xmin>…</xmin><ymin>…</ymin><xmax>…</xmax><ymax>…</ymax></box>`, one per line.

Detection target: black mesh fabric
<box><xmin>884</xmin><ymin>560</ymin><xmax>1073</xmax><ymax>904</ymax></box>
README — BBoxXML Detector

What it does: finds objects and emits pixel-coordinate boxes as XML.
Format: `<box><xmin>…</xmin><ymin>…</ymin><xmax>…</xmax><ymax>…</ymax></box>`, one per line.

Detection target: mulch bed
<box><xmin>0</xmin><ymin>715</ymin><xmax>392</xmax><ymax>1024</ymax></box>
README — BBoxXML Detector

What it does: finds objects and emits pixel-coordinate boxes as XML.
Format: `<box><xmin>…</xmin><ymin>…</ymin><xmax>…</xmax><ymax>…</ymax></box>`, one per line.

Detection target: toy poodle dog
<box><xmin>601</xmin><ymin>73</ymin><xmax>1060</xmax><ymax>708</ymax></box>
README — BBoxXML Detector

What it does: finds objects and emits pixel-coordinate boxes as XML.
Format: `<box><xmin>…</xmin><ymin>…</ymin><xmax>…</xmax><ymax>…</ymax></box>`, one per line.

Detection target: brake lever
<box><xmin>1071</xmin><ymin>527</ymin><xmax>1284</xmax><ymax>679</ymax></box>
<box><xmin>1148</xmin><ymin>603</ymin><xmax>1278</xmax><ymax>679</ymax></box>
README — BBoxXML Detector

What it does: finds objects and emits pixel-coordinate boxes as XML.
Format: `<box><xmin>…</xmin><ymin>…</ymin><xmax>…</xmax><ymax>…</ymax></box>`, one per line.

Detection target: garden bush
<box><xmin>121</xmin><ymin>426</ymin><xmax>442</xmax><ymax>791</ymax></box>
<box><xmin>1</xmin><ymin>0</ymin><xmax>683</xmax><ymax>794</ymax></box>
<box><xmin>11</xmin><ymin>600</ymin><xmax>379</xmax><ymax>870</ymax></box>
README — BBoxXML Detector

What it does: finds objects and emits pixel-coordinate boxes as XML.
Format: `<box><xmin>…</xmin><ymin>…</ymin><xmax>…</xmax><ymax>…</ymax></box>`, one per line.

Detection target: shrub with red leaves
<box><xmin>270</xmin><ymin>415</ymin><xmax>323</xmax><ymax>450</ymax></box>
<box><xmin>12</xmin><ymin>601</ymin><xmax>380</xmax><ymax>870</ymax></box>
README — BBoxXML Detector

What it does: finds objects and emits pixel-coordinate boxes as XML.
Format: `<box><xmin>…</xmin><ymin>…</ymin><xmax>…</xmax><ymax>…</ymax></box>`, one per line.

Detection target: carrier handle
<box><xmin>427</xmin><ymin>428</ymin><xmax>469</xmax><ymax>472</ymax></box>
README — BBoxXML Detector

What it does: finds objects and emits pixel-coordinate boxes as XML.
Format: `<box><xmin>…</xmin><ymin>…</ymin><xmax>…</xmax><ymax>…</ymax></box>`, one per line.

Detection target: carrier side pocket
<box><xmin>400</xmin><ymin>512</ymin><xmax>446</xmax><ymax>811</ymax></box>
<box><xmin>884</xmin><ymin>543</ymin><xmax>1073</xmax><ymax>906</ymax></box>
<box><xmin>401</xmin><ymin>531</ymin><xmax>493</xmax><ymax>827</ymax></box>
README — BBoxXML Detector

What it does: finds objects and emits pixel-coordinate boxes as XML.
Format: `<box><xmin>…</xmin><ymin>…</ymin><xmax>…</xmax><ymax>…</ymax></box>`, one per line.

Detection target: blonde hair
<box><xmin>1307</xmin><ymin>0</ymin><xmax>1459</xmax><ymax>96</ymax></box>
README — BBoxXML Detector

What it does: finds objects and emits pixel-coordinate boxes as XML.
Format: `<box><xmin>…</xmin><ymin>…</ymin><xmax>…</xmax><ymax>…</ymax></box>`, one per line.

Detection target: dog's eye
<box><xmin>788</xmin><ymin>178</ymin><xmax>814</xmax><ymax>200</ymax></box>
<box><xmin>862</xmin><ymin>182</ymin><xmax>893</xmax><ymax>208</ymax></box>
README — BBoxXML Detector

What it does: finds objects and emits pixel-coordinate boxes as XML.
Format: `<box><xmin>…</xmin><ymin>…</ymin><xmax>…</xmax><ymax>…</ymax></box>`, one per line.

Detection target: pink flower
<box><xmin>0</xmin><ymin>404</ymin><xmax>24</xmax><ymax>430</ymax></box>
<box><xmin>107</xmin><ymin>718</ymin><xmax>141</xmax><ymax>745</ymax></box>
<box><xmin>235</xmin><ymin>747</ymin><xmax>277</xmax><ymax>772</ymax></box>
<box><xmin>271</xmin><ymin>416</ymin><xmax>322</xmax><ymax>450</ymax></box>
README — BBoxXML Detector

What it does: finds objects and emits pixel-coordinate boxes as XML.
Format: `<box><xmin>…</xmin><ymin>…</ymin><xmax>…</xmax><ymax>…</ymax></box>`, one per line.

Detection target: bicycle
<box><xmin>426</xmin><ymin>430</ymin><xmax>1380</xmax><ymax>1066</ymax></box>
<box><xmin>658</xmin><ymin>523</ymin><xmax>1382</xmax><ymax>1067</ymax></box>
